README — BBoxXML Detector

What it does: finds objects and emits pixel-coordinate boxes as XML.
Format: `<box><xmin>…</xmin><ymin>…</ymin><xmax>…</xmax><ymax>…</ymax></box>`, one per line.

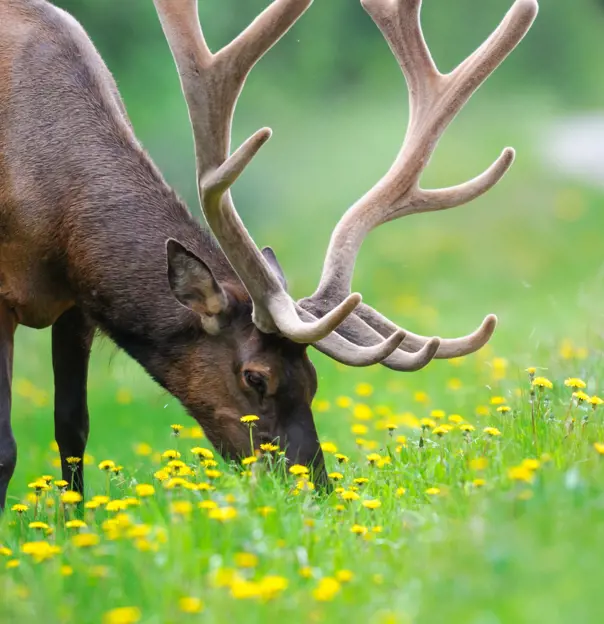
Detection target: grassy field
<box><xmin>1</xmin><ymin>93</ymin><xmax>604</xmax><ymax>623</ymax></box>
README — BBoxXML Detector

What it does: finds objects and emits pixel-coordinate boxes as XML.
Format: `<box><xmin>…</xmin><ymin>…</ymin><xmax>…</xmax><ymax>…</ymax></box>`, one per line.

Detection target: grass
<box><xmin>2</xmin><ymin>90</ymin><xmax>604</xmax><ymax>623</ymax></box>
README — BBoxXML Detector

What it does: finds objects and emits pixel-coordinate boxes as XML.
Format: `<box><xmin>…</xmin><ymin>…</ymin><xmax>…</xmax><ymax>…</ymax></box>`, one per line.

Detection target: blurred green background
<box><xmin>9</xmin><ymin>0</ymin><xmax>604</xmax><ymax>490</ymax></box>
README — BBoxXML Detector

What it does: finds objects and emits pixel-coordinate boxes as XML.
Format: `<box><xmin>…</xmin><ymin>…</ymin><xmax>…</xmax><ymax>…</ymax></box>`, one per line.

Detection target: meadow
<box><xmin>2</xmin><ymin>18</ymin><xmax>604</xmax><ymax>623</ymax></box>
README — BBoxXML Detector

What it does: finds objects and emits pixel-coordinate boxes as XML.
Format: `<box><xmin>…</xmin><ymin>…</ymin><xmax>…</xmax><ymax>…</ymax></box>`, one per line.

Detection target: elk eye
<box><xmin>243</xmin><ymin>371</ymin><xmax>267</xmax><ymax>396</ymax></box>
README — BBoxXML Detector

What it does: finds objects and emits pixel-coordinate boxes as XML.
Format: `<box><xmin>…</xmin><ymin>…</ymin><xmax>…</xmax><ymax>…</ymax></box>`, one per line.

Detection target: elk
<box><xmin>0</xmin><ymin>0</ymin><xmax>538</xmax><ymax>509</ymax></box>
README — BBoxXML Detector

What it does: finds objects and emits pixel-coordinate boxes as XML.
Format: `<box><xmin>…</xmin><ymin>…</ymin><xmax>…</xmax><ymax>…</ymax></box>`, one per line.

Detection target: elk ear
<box><xmin>166</xmin><ymin>239</ymin><xmax>229</xmax><ymax>335</ymax></box>
<box><xmin>262</xmin><ymin>246</ymin><xmax>288</xmax><ymax>290</ymax></box>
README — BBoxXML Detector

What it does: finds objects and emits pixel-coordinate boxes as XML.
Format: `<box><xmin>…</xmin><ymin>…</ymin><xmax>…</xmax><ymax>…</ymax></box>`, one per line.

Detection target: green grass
<box><xmin>2</xmin><ymin>92</ymin><xmax>604</xmax><ymax>623</ymax></box>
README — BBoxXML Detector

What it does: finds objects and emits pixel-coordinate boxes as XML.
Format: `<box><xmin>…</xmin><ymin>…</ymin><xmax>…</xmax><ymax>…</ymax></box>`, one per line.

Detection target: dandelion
<box><xmin>66</xmin><ymin>456</ymin><xmax>81</xmax><ymax>466</ymax></box>
<box><xmin>351</xmin><ymin>424</ymin><xmax>369</xmax><ymax>435</ymax></box>
<box><xmin>472</xmin><ymin>478</ymin><xmax>486</xmax><ymax>488</ymax></box>
<box><xmin>134</xmin><ymin>443</ymin><xmax>153</xmax><ymax>456</ymax></box>
<box><xmin>341</xmin><ymin>490</ymin><xmax>360</xmax><ymax>502</ymax></box>
<box><xmin>425</xmin><ymin>487</ymin><xmax>441</xmax><ymax>496</ymax></box>
<box><xmin>257</xmin><ymin>506</ymin><xmax>275</xmax><ymax>517</ymax></box>
<box><xmin>178</xmin><ymin>597</ymin><xmax>204</xmax><ymax>614</ymax></box>
<box><xmin>334</xmin><ymin>453</ymin><xmax>349</xmax><ymax>464</ymax></box>
<box><xmin>353</xmin><ymin>477</ymin><xmax>369</xmax><ymax>486</ymax></box>
<box><xmin>6</xmin><ymin>560</ymin><xmax>20</xmax><ymax>569</ymax></box>
<box><xmin>362</xmin><ymin>499</ymin><xmax>381</xmax><ymax>510</ymax></box>
<box><xmin>61</xmin><ymin>490</ymin><xmax>83</xmax><ymax>505</ymax></box>
<box><xmin>490</xmin><ymin>396</ymin><xmax>506</xmax><ymax>405</ymax></box>
<box><xmin>72</xmin><ymin>533</ymin><xmax>100</xmax><ymax>548</ymax></box>
<box><xmin>395</xmin><ymin>487</ymin><xmax>406</xmax><ymax>497</ymax></box>
<box><xmin>98</xmin><ymin>460</ymin><xmax>116</xmax><ymax>471</ymax></box>
<box><xmin>54</xmin><ymin>480</ymin><xmax>69</xmax><ymax>489</ymax></box>
<box><xmin>593</xmin><ymin>442</ymin><xmax>604</xmax><ymax>455</ymax></box>
<box><xmin>350</xmin><ymin>524</ymin><xmax>368</xmax><ymax>535</ymax></box>
<box><xmin>355</xmin><ymin>382</ymin><xmax>373</xmax><ymax>397</ymax></box>
<box><xmin>483</xmin><ymin>427</ymin><xmax>502</xmax><ymax>437</ymax></box>
<box><xmin>565</xmin><ymin>378</ymin><xmax>586</xmax><ymax>389</ymax></box>
<box><xmin>508</xmin><ymin>465</ymin><xmax>534</xmax><ymax>483</ymax></box>
<box><xmin>336</xmin><ymin>569</ymin><xmax>354</xmax><ymax>583</ymax></box>
<box><xmin>170</xmin><ymin>501</ymin><xmax>193</xmax><ymax>517</ymax></box>
<box><xmin>60</xmin><ymin>565</ymin><xmax>73</xmax><ymax>576</ymax></box>
<box><xmin>65</xmin><ymin>520</ymin><xmax>87</xmax><ymax>530</ymax></box>
<box><xmin>328</xmin><ymin>472</ymin><xmax>344</xmax><ymax>481</ymax></box>
<box><xmin>106</xmin><ymin>500</ymin><xmax>129</xmax><ymax>513</ymax></box>
<box><xmin>313</xmin><ymin>577</ymin><xmax>341</xmax><ymax>601</ymax></box>
<box><xmin>11</xmin><ymin>504</ymin><xmax>28</xmax><ymax>514</ymax></box>
<box><xmin>240</xmin><ymin>415</ymin><xmax>259</xmax><ymax>424</ymax></box>
<box><xmin>525</xmin><ymin>367</ymin><xmax>536</xmax><ymax>376</ymax></box>
<box><xmin>470</xmin><ymin>457</ymin><xmax>488</xmax><ymax>470</ymax></box>
<box><xmin>260</xmin><ymin>443</ymin><xmax>279</xmax><ymax>453</ymax></box>
<box><xmin>28</xmin><ymin>479</ymin><xmax>50</xmax><ymax>493</ymax></box>
<box><xmin>235</xmin><ymin>552</ymin><xmax>259</xmax><ymax>568</ymax></box>
<box><xmin>289</xmin><ymin>464</ymin><xmax>309</xmax><ymax>476</ymax></box>
<box><xmin>0</xmin><ymin>547</ymin><xmax>12</xmax><ymax>557</ymax></box>
<box><xmin>497</xmin><ymin>406</ymin><xmax>511</xmax><ymax>413</ymax></box>
<box><xmin>205</xmin><ymin>469</ymin><xmax>222</xmax><ymax>479</ymax></box>
<box><xmin>459</xmin><ymin>424</ymin><xmax>475</xmax><ymax>433</ymax></box>
<box><xmin>242</xmin><ymin>456</ymin><xmax>258</xmax><ymax>466</ymax></box>
<box><xmin>321</xmin><ymin>442</ymin><xmax>338</xmax><ymax>454</ymax></box>
<box><xmin>336</xmin><ymin>396</ymin><xmax>353</xmax><ymax>409</ymax></box>
<box><xmin>21</xmin><ymin>541</ymin><xmax>61</xmax><ymax>562</ymax></box>
<box><xmin>366</xmin><ymin>453</ymin><xmax>381</xmax><ymax>465</ymax></box>
<box><xmin>573</xmin><ymin>391</ymin><xmax>589</xmax><ymax>403</ymax></box>
<box><xmin>135</xmin><ymin>484</ymin><xmax>155</xmax><ymax>498</ymax></box>
<box><xmin>532</xmin><ymin>377</ymin><xmax>553</xmax><ymax>390</ymax></box>
<box><xmin>28</xmin><ymin>521</ymin><xmax>50</xmax><ymax>531</ymax></box>
<box><xmin>208</xmin><ymin>506</ymin><xmax>238</xmax><ymax>522</ymax></box>
<box><xmin>590</xmin><ymin>396</ymin><xmax>603</xmax><ymax>409</ymax></box>
<box><xmin>162</xmin><ymin>450</ymin><xmax>181</xmax><ymax>460</ymax></box>
<box><xmin>431</xmin><ymin>409</ymin><xmax>446</xmax><ymax>420</ymax></box>
<box><xmin>171</xmin><ymin>424</ymin><xmax>184</xmax><ymax>436</ymax></box>
<box><xmin>102</xmin><ymin>607</ymin><xmax>142</xmax><ymax>624</ymax></box>
<box><xmin>420</xmin><ymin>418</ymin><xmax>436</xmax><ymax>429</ymax></box>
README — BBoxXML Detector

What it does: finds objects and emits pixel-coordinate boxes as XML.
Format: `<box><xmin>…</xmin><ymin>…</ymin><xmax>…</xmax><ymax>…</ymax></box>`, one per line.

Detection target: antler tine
<box><xmin>301</xmin><ymin>0</ymin><xmax>537</xmax><ymax>363</ymax></box>
<box><xmin>154</xmin><ymin>0</ymin><xmax>365</xmax><ymax>343</ymax></box>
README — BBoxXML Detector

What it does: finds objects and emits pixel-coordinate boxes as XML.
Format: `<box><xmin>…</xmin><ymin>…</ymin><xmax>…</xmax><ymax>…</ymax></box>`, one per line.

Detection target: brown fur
<box><xmin>0</xmin><ymin>0</ymin><xmax>325</xmax><ymax>506</ymax></box>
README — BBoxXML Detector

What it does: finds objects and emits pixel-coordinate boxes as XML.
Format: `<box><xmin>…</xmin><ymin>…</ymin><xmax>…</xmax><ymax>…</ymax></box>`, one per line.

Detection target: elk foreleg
<box><xmin>52</xmin><ymin>307</ymin><xmax>94</xmax><ymax>495</ymax></box>
<box><xmin>0</xmin><ymin>301</ymin><xmax>17</xmax><ymax>511</ymax></box>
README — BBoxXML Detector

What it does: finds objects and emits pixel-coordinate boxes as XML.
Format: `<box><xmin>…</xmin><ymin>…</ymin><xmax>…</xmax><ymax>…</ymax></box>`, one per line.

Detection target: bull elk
<box><xmin>0</xmin><ymin>0</ymin><xmax>538</xmax><ymax>509</ymax></box>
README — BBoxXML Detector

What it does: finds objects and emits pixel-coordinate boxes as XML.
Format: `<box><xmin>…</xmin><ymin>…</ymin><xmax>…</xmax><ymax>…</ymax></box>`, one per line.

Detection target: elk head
<box><xmin>152</xmin><ymin>0</ymin><xmax>538</xmax><ymax>480</ymax></box>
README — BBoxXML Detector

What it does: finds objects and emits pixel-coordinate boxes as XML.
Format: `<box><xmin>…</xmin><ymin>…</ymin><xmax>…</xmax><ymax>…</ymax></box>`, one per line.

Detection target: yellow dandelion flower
<box><xmin>11</xmin><ymin>504</ymin><xmax>28</xmax><ymax>513</ymax></box>
<box><xmin>590</xmin><ymin>396</ymin><xmax>604</xmax><ymax>408</ymax></box>
<box><xmin>508</xmin><ymin>465</ymin><xmax>534</xmax><ymax>482</ymax></box>
<box><xmin>420</xmin><ymin>418</ymin><xmax>436</xmax><ymax>429</ymax></box>
<box><xmin>208</xmin><ymin>506</ymin><xmax>238</xmax><ymax>522</ymax></box>
<box><xmin>260</xmin><ymin>443</ymin><xmax>279</xmax><ymax>453</ymax></box>
<box><xmin>565</xmin><ymin>378</ymin><xmax>586</xmax><ymax>389</ymax></box>
<box><xmin>336</xmin><ymin>396</ymin><xmax>353</xmax><ymax>409</ymax></box>
<box><xmin>336</xmin><ymin>569</ymin><xmax>354</xmax><ymax>583</ymax></box>
<box><xmin>573</xmin><ymin>391</ymin><xmax>590</xmax><ymax>403</ymax></box>
<box><xmin>72</xmin><ymin>533</ymin><xmax>100</xmax><ymax>548</ymax></box>
<box><xmin>472</xmin><ymin>478</ymin><xmax>486</xmax><ymax>488</ymax></box>
<box><xmin>205</xmin><ymin>469</ymin><xmax>222</xmax><ymax>479</ymax></box>
<box><xmin>447</xmin><ymin>378</ymin><xmax>463</xmax><ymax>391</ymax></box>
<box><xmin>320</xmin><ymin>442</ymin><xmax>338</xmax><ymax>454</ymax></box>
<box><xmin>21</xmin><ymin>541</ymin><xmax>61</xmax><ymax>562</ymax></box>
<box><xmin>497</xmin><ymin>405</ymin><xmax>511</xmax><ymax>413</ymax></box>
<box><xmin>353</xmin><ymin>404</ymin><xmax>373</xmax><ymax>420</ymax></box>
<box><xmin>61</xmin><ymin>491</ymin><xmax>83</xmax><ymax>505</ymax></box>
<box><xmin>28</xmin><ymin>479</ymin><xmax>50</xmax><ymax>492</ymax></box>
<box><xmin>366</xmin><ymin>453</ymin><xmax>381</xmax><ymax>464</ymax></box>
<box><xmin>98</xmin><ymin>460</ymin><xmax>116</xmax><ymax>471</ymax></box>
<box><xmin>395</xmin><ymin>487</ymin><xmax>406</xmax><ymax>497</ymax></box>
<box><xmin>350</xmin><ymin>524</ymin><xmax>368</xmax><ymax>535</ymax></box>
<box><xmin>525</xmin><ymin>367</ymin><xmax>536</xmax><ymax>375</ymax></box>
<box><xmin>521</xmin><ymin>458</ymin><xmax>541</xmax><ymax>471</ymax></box>
<box><xmin>313</xmin><ymin>577</ymin><xmax>341</xmax><ymax>601</ymax></box>
<box><xmin>289</xmin><ymin>464</ymin><xmax>309</xmax><ymax>476</ymax></box>
<box><xmin>334</xmin><ymin>453</ymin><xmax>349</xmax><ymax>464</ymax></box>
<box><xmin>191</xmin><ymin>447</ymin><xmax>213</xmax><ymax>459</ymax></box>
<box><xmin>362</xmin><ymin>499</ymin><xmax>381</xmax><ymax>510</ymax></box>
<box><xmin>431</xmin><ymin>409</ymin><xmax>446</xmax><ymax>420</ymax></box>
<box><xmin>66</xmin><ymin>457</ymin><xmax>81</xmax><ymax>465</ymax></box>
<box><xmin>0</xmin><ymin>547</ymin><xmax>12</xmax><ymax>557</ymax></box>
<box><xmin>351</xmin><ymin>424</ymin><xmax>368</xmax><ymax>436</ymax></box>
<box><xmin>425</xmin><ymin>487</ymin><xmax>441</xmax><ymax>496</ymax></box>
<box><xmin>414</xmin><ymin>391</ymin><xmax>429</xmax><ymax>404</ymax></box>
<box><xmin>170</xmin><ymin>424</ymin><xmax>184</xmax><ymax>434</ymax></box>
<box><xmin>54</xmin><ymin>480</ymin><xmax>69</xmax><ymax>489</ymax></box>
<box><xmin>134</xmin><ymin>443</ymin><xmax>153</xmax><ymax>456</ymax></box>
<box><xmin>314</xmin><ymin>399</ymin><xmax>331</xmax><ymax>412</ymax></box>
<box><xmin>257</xmin><ymin>506</ymin><xmax>275</xmax><ymax>517</ymax></box>
<box><xmin>60</xmin><ymin>565</ymin><xmax>73</xmax><ymax>576</ymax></box>
<box><xmin>355</xmin><ymin>382</ymin><xmax>374</xmax><ymax>397</ymax></box>
<box><xmin>490</xmin><ymin>396</ymin><xmax>506</xmax><ymax>405</ymax></box>
<box><xmin>353</xmin><ymin>477</ymin><xmax>369</xmax><ymax>486</ymax></box>
<box><xmin>106</xmin><ymin>500</ymin><xmax>129</xmax><ymax>513</ymax></box>
<box><xmin>65</xmin><ymin>520</ymin><xmax>87</xmax><ymax>530</ymax></box>
<box><xmin>328</xmin><ymin>472</ymin><xmax>344</xmax><ymax>481</ymax></box>
<box><xmin>594</xmin><ymin>442</ymin><xmax>604</xmax><ymax>455</ymax></box>
<box><xmin>102</xmin><ymin>607</ymin><xmax>141</xmax><ymax>624</ymax></box>
<box><xmin>234</xmin><ymin>552</ymin><xmax>259</xmax><ymax>568</ymax></box>
<box><xmin>459</xmin><ymin>423</ymin><xmax>475</xmax><ymax>433</ymax></box>
<box><xmin>240</xmin><ymin>415</ymin><xmax>259</xmax><ymax>424</ymax></box>
<box><xmin>178</xmin><ymin>597</ymin><xmax>204</xmax><ymax>614</ymax></box>
<box><xmin>6</xmin><ymin>559</ymin><xmax>20</xmax><ymax>569</ymax></box>
<box><xmin>170</xmin><ymin>501</ymin><xmax>193</xmax><ymax>516</ymax></box>
<box><xmin>241</xmin><ymin>456</ymin><xmax>258</xmax><ymax>466</ymax></box>
<box><xmin>483</xmin><ymin>427</ymin><xmax>502</xmax><ymax>437</ymax></box>
<box><xmin>29</xmin><ymin>521</ymin><xmax>50</xmax><ymax>531</ymax></box>
<box><xmin>135</xmin><ymin>484</ymin><xmax>155</xmax><ymax>498</ymax></box>
<box><xmin>161</xmin><ymin>450</ymin><xmax>181</xmax><ymax>460</ymax></box>
<box><xmin>532</xmin><ymin>377</ymin><xmax>553</xmax><ymax>390</ymax></box>
<box><xmin>199</xmin><ymin>500</ymin><xmax>218</xmax><ymax>510</ymax></box>
<box><xmin>341</xmin><ymin>490</ymin><xmax>360</xmax><ymax>502</ymax></box>
<box><xmin>470</xmin><ymin>457</ymin><xmax>488</xmax><ymax>471</ymax></box>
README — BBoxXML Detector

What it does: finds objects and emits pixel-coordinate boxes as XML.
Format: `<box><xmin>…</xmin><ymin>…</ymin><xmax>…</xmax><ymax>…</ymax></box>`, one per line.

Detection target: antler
<box><xmin>154</xmin><ymin>0</ymin><xmax>537</xmax><ymax>370</ymax></box>
<box><xmin>301</xmin><ymin>0</ymin><xmax>538</xmax><ymax>366</ymax></box>
<box><xmin>152</xmin><ymin>0</ymin><xmax>374</xmax><ymax>354</ymax></box>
